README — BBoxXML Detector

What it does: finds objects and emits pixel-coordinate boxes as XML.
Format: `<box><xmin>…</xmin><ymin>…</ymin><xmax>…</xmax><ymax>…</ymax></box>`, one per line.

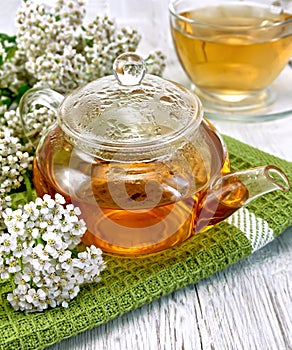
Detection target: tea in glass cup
<box><xmin>169</xmin><ymin>0</ymin><xmax>292</xmax><ymax>118</ymax></box>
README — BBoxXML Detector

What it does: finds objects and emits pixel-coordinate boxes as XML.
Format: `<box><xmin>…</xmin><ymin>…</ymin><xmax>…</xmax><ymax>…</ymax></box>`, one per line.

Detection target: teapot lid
<box><xmin>58</xmin><ymin>53</ymin><xmax>203</xmax><ymax>150</ymax></box>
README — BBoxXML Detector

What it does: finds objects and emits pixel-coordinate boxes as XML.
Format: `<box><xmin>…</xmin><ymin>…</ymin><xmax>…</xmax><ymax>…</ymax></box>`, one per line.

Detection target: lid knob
<box><xmin>113</xmin><ymin>52</ymin><xmax>146</xmax><ymax>86</ymax></box>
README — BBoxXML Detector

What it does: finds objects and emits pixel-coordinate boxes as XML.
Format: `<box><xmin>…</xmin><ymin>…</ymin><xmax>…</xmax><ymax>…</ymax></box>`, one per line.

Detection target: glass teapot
<box><xmin>19</xmin><ymin>53</ymin><xmax>290</xmax><ymax>257</ymax></box>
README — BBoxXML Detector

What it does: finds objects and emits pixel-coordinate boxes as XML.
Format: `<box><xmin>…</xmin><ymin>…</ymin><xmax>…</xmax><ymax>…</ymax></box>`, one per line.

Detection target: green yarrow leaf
<box><xmin>8</xmin><ymin>172</ymin><xmax>37</xmax><ymax>209</ymax></box>
<box><xmin>0</xmin><ymin>33</ymin><xmax>17</xmax><ymax>65</ymax></box>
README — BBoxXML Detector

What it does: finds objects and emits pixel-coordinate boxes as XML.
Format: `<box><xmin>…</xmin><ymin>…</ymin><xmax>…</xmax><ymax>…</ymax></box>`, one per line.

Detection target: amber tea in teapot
<box><xmin>20</xmin><ymin>53</ymin><xmax>290</xmax><ymax>257</ymax></box>
<box><xmin>32</xmin><ymin>121</ymin><xmax>244</xmax><ymax>255</ymax></box>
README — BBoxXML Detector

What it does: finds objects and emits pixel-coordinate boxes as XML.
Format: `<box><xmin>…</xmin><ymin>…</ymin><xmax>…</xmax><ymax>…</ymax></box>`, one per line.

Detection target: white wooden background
<box><xmin>1</xmin><ymin>1</ymin><xmax>292</xmax><ymax>349</ymax></box>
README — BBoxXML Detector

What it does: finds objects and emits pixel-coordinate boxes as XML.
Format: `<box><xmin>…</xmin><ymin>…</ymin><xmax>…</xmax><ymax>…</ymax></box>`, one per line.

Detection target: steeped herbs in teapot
<box><xmin>19</xmin><ymin>53</ymin><xmax>290</xmax><ymax>256</ymax></box>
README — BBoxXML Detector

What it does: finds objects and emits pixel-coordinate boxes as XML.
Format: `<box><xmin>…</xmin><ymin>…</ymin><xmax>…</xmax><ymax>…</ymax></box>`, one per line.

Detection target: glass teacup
<box><xmin>169</xmin><ymin>0</ymin><xmax>292</xmax><ymax>120</ymax></box>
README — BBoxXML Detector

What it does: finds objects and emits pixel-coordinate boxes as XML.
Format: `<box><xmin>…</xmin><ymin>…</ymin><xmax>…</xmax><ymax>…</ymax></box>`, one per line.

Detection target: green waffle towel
<box><xmin>0</xmin><ymin>135</ymin><xmax>291</xmax><ymax>350</ymax></box>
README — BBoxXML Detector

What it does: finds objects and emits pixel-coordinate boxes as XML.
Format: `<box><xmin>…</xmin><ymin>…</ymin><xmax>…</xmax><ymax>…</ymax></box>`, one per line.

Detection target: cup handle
<box><xmin>19</xmin><ymin>87</ymin><xmax>64</xmax><ymax>142</ymax></box>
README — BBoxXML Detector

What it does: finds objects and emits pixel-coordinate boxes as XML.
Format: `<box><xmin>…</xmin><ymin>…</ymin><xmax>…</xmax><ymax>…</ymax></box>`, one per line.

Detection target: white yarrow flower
<box><xmin>0</xmin><ymin>233</ymin><xmax>17</xmax><ymax>253</ymax></box>
<box><xmin>0</xmin><ymin>193</ymin><xmax>106</xmax><ymax>312</ymax></box>
<box><xmin>0</xmin><ymin>129</ymin><xmax>33</xmax><ymax>193</ymax></box>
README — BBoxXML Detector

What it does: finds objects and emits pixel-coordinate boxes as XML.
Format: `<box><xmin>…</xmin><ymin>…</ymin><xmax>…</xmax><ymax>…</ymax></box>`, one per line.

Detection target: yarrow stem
<box><xmin>23</xmin><ymin>172</ymin><xmax>33</xmax><ymax>202</ymax></box>
<box><xmin>0</xmin><ymin>193</ymin><xmax>106</xmax><ymax>312</ymax></box>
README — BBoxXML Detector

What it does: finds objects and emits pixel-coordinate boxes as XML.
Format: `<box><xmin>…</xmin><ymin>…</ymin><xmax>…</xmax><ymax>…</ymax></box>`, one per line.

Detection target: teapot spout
<box><xmin>194</xmin><ymin>165</ymin><xmax>290</xmax><ymax>232</ymax></box>
<box><xmin>221</xmin><ymin>165</ymin><xmax>290</xmax><ymax>205</ymax></box>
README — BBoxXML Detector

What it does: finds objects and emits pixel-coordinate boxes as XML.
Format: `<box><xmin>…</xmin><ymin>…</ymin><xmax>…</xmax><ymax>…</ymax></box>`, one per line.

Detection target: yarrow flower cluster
<box><xmin>1</xmin><ymin>106</ymin><xmax>56</xmax><ymax>145</ymax></box>
<box><xmin>0</xmin><ymin>128</ymin><xmax>32</xmax><ymax>194</ymax></box>
<box><xmin>0</xmin><ymin>0</ymin><xmax>166</xmax><ymax>97</ymax></box>
<box><xmin>0</xmin><ymin>193</ymin><xmax>105</xmax><ymax>312</ymax></box>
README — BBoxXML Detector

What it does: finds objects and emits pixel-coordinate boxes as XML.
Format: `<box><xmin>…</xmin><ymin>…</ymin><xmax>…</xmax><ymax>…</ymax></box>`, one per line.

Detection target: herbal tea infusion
<box><xmin>170</xmin><ymin>2</ymin><xmax>292</xmax><ymax>103</ymax></box>
<box><xmin>32</xmin><ymin>122</ymin><xmax>239</xmax><ymax>256</ymax></box>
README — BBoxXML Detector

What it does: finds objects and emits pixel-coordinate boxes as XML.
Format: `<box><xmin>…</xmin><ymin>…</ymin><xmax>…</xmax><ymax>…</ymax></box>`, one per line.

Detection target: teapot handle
<box><xmin>19</xmin><ymin>87</ymin><xmax>64</xmax><ymax>143</ymax></box>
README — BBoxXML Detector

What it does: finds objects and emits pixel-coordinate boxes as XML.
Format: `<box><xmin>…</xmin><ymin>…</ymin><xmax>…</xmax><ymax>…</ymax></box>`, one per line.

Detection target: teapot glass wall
<box><xmin>19</xmin><ymin>53</ymin><xmax>290</xmax><ymax>256</ymax></box>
